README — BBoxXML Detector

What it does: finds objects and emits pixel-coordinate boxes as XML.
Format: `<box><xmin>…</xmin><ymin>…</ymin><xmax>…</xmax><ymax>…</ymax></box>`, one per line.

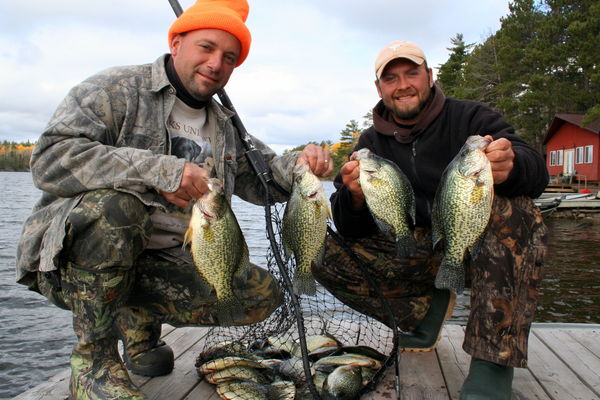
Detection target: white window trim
<box><xmin>584</xmin><ymin>145</ymin><xmax>593</xmax><ymax>164</ymax></box>
<box><xmin>557</xmin><ymin>149</ymin><xmax>563</xmax><ymax>166</ymax></box>
<box><xmin>576</xmin><ymin>147</ymin><xmax>584</xmax><ymax>164</ymax></box>
<box><xmin>550</xmin><ymin>151</ymin><xmax>556</xmax><ymax>166</ymax></box>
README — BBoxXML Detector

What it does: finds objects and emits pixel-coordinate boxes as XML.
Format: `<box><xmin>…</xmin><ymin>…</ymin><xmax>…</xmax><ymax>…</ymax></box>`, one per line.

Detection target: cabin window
<box><xmin>557</xmin><ymin>149</ymin><xmax>563</xmax><ymax>166</ymax></box>
<box><xmin>576</xmin><ymin>147</ymin><xmax>584</xmax><ymax>164</ymax></box>
<box><xmin>549</xmin><ymin>151</ymin><xmax>556</xmax><ymax>166</ymax></box>
<box><xmin>584</xmin><ymin>145</ymin><xmax>593</xmax><ymax>164</ymax></box>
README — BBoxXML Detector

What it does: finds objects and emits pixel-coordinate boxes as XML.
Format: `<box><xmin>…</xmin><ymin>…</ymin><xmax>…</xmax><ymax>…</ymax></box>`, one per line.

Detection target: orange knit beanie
<box><xmin>168</xmin><ymin>0</ymin><xmax>251</xmax><ymax>66</ymax></box>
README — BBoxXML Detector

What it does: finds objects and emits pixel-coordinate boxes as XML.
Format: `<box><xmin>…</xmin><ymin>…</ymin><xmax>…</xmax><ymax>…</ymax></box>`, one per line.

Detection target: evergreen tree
<box><xmin>436</xmin><ymin>34</ymin><xmax>474</xmax><ymax>98</ymax></box>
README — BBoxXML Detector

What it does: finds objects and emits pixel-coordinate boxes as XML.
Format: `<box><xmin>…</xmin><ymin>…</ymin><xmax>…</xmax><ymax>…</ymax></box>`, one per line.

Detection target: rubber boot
<box><xmin>399</xmin><ymin>288</ymin><xmax>455</xmax><ymax>351</ymax></box>
<box><xmin>63</xmin><ymin>265</ymin><xmax>146</xmax><ymax>400</ymax></box>
<box><xmin>459</xmin><ymin>358</ymin><xmax>514</xmax><ymax>400</ymax></box>
<box><xmin>115</xmin><ymin>306</ymin><xmax>174</xmax><ymax>377</ymax></box>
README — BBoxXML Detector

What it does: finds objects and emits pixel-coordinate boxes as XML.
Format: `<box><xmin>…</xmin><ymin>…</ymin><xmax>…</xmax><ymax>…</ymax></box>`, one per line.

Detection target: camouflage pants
<box><xmin>313</xmin><ymin>195</ymin><xmax>547</xmax><ymax>368</ymax></box>
<box><xmin>37</xmin><ymin>189</ymin><xmax>282</xmax><ymax>341</ymax></box>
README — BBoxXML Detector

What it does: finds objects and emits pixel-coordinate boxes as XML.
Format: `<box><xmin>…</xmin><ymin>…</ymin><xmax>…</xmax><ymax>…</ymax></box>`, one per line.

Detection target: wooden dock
<box><xmin>13</xmin><ymin>323</ymin><xmax>600</xmax><ymax>400</ymax></box>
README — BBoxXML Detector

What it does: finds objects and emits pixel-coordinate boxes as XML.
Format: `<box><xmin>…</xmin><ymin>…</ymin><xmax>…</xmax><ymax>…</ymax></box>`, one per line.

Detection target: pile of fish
<box><xmin>195</xmin><ymin>333</ymin><xmax>386</xmax><ymax>400</ymax></box>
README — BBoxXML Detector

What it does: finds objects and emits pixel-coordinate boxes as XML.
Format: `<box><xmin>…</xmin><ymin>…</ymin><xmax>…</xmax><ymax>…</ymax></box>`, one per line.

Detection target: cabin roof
<box><xmin>543</xmin><ymin>114</ymin><xmax>600</xmax><ymax>145</ymax></box>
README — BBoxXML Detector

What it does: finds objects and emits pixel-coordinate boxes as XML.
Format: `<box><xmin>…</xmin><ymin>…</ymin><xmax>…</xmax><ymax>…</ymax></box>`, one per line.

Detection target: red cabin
<box><xmin>543</xmin><ymin>114</ymin><xmax>600</xmax><ymax>183</ymax></box>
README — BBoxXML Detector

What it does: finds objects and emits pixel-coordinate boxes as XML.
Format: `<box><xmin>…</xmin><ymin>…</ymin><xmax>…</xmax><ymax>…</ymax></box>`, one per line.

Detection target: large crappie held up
<box><xmin>184</xmin><ymin>178</ymin><xmax>250</xmax><ymax>326</ymax></box>
<box><xmin>432</xmin><ymin>135</ymin><xmax>494</xmax><ymax>294</ymax></box>
<box><xmin>355</xmin><ymin>148</ymin><xmax>417</xmax><ymax>258</ymax></box>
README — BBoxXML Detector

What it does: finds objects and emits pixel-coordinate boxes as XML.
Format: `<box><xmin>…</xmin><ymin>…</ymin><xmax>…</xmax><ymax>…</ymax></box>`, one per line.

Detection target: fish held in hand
<box><xmin>282</xmin><ymin>163</ymin><xmax>330</xmax><ymax>296</ymax></box>
<box><xmin>432</xmin><ymin>135</ymin><xmax>494</xmax><ymax>294</ymax></box>
<box><xmin>183</xmin><ymin>178</ymin><xmax>249</xmax><ymax>326</ymax></box>
<box><xmin>356</xmin><ymin>148</ymin><xmax>417</xmax><ymax>258</ymax></box>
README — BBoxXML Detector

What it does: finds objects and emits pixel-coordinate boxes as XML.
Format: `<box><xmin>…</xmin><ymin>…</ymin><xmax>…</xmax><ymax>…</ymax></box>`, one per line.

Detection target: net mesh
<box><xmin>195</xmin><ymin>199</ymin><xmax>399</xmax><ymax>399</ymax></box>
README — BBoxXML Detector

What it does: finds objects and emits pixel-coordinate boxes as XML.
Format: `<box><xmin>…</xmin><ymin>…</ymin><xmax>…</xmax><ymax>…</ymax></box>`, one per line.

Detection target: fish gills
<box><xmin>432</xmin><ymin>135</ymin><xmax>494</xmax><ymax>294</ymax></box>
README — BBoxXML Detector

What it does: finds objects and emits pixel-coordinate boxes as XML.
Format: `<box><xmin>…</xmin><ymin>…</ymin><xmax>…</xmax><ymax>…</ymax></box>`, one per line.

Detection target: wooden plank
<box><xmin>526</xmin><ymin>332</ymin><xmax>598</xmax><ymax>399</ymax></box>
<box><xmin>139</xmin><ymin>327</ymin><xmax>209</xmax><ymax>400</ymax></box>
<box><xmin>436</xmin><ymin>325</ymin><xmax>469</xmax><ymax>400</ymax></box>
<box><xmin>12</xmin><ymin>369</ymin><xmax>69</xmax><ymax>400</ymax></box>
<box><xmin>568</xmin><ymin>328</ymin><xmax>600</xmax><ymax>359</ymax></box>
<box><xmin>512</xmin><ymin>367</ymin><xmax>551</xmax><ymax>400</ymax></box>
<box><xmin>533</xmin><ymin>329</ymin><xmax>600</xmax><ymax>397</ymax></box>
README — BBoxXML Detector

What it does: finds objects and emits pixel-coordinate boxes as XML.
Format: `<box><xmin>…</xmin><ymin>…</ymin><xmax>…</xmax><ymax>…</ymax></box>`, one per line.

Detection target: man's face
<box><xmin>170</xmin><ymin>29</ymin><xmax>241</xmax><ymax>102</ymax></box>
<box><xmin>375</xmin><ymin>58</ymin><xmax>433</xmax><ymax>124</ymax></box>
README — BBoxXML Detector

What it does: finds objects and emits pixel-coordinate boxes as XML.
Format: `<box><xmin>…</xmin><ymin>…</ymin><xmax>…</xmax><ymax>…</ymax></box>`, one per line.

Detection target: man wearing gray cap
<box><xmin>314</xmin><ymin>41</ymin><xmax>548</xmax><ymax>400</ymax></box>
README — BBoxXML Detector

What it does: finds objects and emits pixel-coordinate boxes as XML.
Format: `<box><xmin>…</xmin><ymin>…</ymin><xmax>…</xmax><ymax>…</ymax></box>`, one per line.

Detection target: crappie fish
<box><xmin>322</xmin><ymin>365</ymin><xmax>363</xmax><ymax>400</ymax></box>
<box><xmin>183</xmin><ymin>179</ymin><xmax>249</xmax><ymax>325</ymax></box>
<box><xmin>282</xmin><ymin>163</ymin><xmax>330</xmax><ymax>296</ymax></box>
<box><xmin>432</xmin><ymin>135</ymin><xmax>494</xmax><ymax>294</ymax></box>
<box><xmin>355</xmin><ymin>148</ymin><xmax>417</xmax><ymax>258</ymax></box>
<box><xmin>205</xmin><ymin>366</ymin><xmax>268</xmax><ymax>385</ymax></box>
<box><xmin>216</xmin><ymin>380</ymin><xmax>296</xmax><ymax>400</ymax></box>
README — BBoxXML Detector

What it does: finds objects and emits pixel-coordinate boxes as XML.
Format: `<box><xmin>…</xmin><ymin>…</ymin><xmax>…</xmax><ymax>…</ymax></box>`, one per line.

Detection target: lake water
<box><xmin>0</xmin><ymin>171</ymin><xmax>598</xmax><ymax>398</ymax></box>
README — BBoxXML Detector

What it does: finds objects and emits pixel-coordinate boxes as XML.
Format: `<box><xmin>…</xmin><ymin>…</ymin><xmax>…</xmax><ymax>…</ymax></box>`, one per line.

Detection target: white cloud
<box><xmin>0</xmin><ymin>0</ymin><xmax>509</xmax><ymax>149</ymax></box>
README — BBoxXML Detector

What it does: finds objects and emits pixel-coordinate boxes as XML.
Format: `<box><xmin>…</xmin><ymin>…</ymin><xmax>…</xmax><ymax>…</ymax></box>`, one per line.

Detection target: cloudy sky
<box><xmin>0</xmin><ymin>0</ymin><xmax>509</xmax><ymax>154</ymax></box>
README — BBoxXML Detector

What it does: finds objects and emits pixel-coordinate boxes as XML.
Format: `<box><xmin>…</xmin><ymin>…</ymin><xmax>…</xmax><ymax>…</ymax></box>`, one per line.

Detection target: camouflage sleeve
<box><xmin>233</xmin><ymin>132</ymin><xmax>297</xmax><ymax>205</ymax></box>
<box><xmin>30</xmin><ymin>81</ymin><xmax>185</xmax><ymax>198</ymax></box>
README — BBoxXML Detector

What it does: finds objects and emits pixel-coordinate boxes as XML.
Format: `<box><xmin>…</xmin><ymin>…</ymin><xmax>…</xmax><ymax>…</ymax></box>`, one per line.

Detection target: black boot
<box><xmin>459</xmin><ymin>358</ymin><xmax>514</xmax><ymax>400</ymax></box>
<box><xmin>400</xmin><ymin>288</ymin><xmax>455</xmax><ymax>351</ymax></box>
<box><xmin>115</xmin><ymin>306</ymin><xmax>174</xmax><ymax>377</ymax></box>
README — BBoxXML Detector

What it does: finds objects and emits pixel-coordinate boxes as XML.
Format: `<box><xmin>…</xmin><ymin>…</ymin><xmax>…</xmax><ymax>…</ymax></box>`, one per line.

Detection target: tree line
<box><xmin>0</xmin><ymin>141</ymin><xmax>34</xmax><ymax>171</ymax></box>
<box><xmin>436</xmin><ymin>0</ymin><xmax>599</xmax><ymax>150</ymax></box>
<box><xmin>325</xmin><ymin>0</ymin><xmax>598</xmax><ymax>166</ymax></box>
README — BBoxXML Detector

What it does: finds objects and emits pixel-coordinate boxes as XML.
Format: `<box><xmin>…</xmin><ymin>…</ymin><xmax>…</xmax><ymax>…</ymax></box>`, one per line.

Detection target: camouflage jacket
<box><xmin>16</xmin><ymin>54</ymin><xmax>297</xmax><ymax>290</ymax></box>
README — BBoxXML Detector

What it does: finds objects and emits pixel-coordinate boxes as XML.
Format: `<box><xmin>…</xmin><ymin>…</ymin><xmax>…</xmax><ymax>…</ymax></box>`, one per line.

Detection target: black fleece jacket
<box><xmin>331</xmin><ymin>87</ymin><xmax>549</xmax><ymax>238</ymax></box>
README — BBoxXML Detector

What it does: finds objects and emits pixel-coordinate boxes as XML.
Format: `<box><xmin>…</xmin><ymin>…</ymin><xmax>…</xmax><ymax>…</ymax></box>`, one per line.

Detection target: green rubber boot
<box><xmin>115</xmin><ymin>307</ymin><xmax>174</xmax><ymax>377</ymax></box>
<box><xmin>459</xmin><ymin>358</ymin><xmax>514</xmax><ymax>400</ymax></box>
<box><xmin>400</xmin><ymin>288</ymin><xmax>455</xmax><ymax>351</ymax></box>
<box><xmin>69</xmin><ymin>339</ymin><xmax>146</xmax><ymax>400</ymax></box>
<box><xmin>63</xmin><ymin>264</ymin><xmax>146</xmax><ymax>400</ymax></box>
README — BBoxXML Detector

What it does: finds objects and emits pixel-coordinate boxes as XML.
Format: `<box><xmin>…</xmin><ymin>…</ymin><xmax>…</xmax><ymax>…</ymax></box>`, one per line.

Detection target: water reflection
<box><xmin>536</xmin><ymin>218</ymin><xmax>600</xmax><ymax>323</ymax></box>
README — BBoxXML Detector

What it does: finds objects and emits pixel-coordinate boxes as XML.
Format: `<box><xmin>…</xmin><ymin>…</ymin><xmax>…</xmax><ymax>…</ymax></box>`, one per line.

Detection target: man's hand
<box><xmin>341</xmin><ymin>152</ymin><xmax>365</xmax><ymax>209</ymax></box>
<box><xmin>296</xmin><ymin>143</ymin><xmax>333</xmax><ymax>177</ymax></box>
<box><xmin>160</xmin><ymin>162</ymin><xmax>210</xmax><ymax>208</ymax></box>
<box><xmin>484</xmin><ymin>135</ymin><xmax>514</xmax><ymax>185</ymax></box>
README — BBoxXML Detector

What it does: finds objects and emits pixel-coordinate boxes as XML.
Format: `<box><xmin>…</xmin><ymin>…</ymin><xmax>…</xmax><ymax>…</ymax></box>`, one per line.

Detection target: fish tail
<box><xmin>215</xmin><ymin>295</ymin><xmax>245</xmax><ymax>326</ymax></box>
<box><xmin>396</xmin><ymin>234</ymin><xmax>417</xmax><ymax>258</ymax></box>
<box><xmin>293</xmin><ymin>266</ymin><xmax>317</xmax><ymax>296</ymax></box>
<box><xmin>434</xmin><ymin>258</ymin><xmax>465</xmax><ymax>294</ymax></box>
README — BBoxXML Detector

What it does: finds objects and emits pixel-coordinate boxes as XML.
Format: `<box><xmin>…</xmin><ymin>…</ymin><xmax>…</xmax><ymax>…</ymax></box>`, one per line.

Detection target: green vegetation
<box><xmin>0</xmin><ymin>141</ymin><xmax>34</xmax><ymax>171</ymax></box>
<box><xmin>436</xmin><ymin>0</ymin><xmax>599</xmax><ymax>150</ymax></box>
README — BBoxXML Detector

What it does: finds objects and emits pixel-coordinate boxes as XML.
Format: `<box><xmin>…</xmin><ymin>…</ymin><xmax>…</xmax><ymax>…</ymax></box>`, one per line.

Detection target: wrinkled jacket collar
<box><xmin>373</xmin><ymin>85</ymin><xmax>446</xmax><ymax>143</ymax></box>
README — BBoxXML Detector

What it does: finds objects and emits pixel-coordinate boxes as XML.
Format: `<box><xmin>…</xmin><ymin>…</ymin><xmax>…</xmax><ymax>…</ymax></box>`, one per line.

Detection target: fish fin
<box><xmin>293</xmin><ymin>267</ymin><xmax>317</xmax><ymax>296</ymax></box>
<box><xmin>183</xmin><ymin>226</ymin><xmax>193</xmax><ymax>248</ymax></box>
<box><xmin>434</xmin><ymin>258</ymin><xmax>465</xmax><ymax>294</ymax></box>
<box><xmin>396</xmin><ymin>233</ymin><xmax>417</xmax><ymax>258</ymax></box>
<box><xmin>372</xmin><ymin>216</ymin><xmax>394</xmax><ymax>238</ymax></box>
<box><xmin>215</xmin><ymin>295</ymin><xmax>245</xmax><ymax>326</ymax></box>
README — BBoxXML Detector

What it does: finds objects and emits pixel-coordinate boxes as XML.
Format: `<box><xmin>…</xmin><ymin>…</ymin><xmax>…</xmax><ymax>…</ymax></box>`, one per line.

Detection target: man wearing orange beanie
<box><xmin>16</xmin><ymin>0</ymin><xmax>333</xmax><ymax>399</ymax></box>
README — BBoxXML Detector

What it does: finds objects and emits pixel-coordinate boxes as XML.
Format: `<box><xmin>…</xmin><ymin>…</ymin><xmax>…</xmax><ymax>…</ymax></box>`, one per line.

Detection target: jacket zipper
<box><xmin>410</xmin><ymin>138</ymin><xmax>432</xmax><ymax>220</ymax></box>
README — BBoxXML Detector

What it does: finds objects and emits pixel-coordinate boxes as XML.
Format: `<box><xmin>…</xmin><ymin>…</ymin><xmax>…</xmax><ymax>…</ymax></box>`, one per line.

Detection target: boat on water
<box><xmin>535</xmin><ymin>191</ymin><xmax>600</xmax><ymax>216</ymax></box>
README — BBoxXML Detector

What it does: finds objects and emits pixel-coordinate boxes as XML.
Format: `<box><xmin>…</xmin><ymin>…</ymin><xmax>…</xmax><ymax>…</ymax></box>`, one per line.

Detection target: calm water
<box><xmin>0</xmin><ymin>171</ymin><xmax>598</xmax><ymax>398</ymax></box>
